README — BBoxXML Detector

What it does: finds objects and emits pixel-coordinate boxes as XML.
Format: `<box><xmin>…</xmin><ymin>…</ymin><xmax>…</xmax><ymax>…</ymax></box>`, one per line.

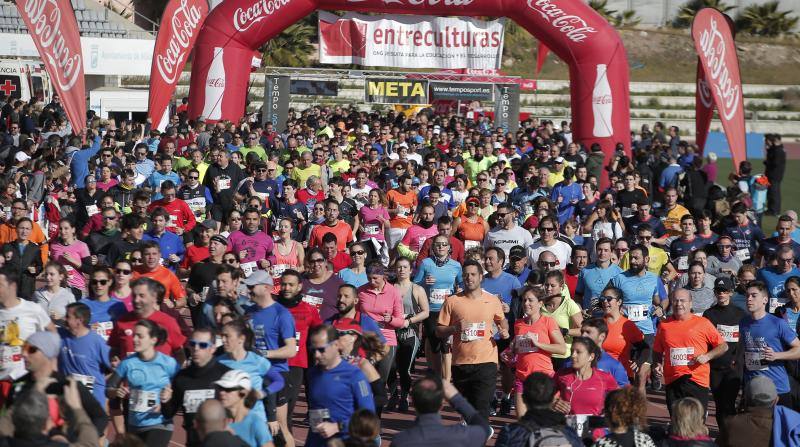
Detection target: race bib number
<box><xmin>91</xmin><ymin>321</ymin><xmax>114</xmax><ymax>341</ymax></box>
<box><xmin>185</xmin><ymin>197</ymin><xmax>206</xmax><ymax>213</ymax></box>
<box><xmin>516</xmin><ymin>333</ymin><xmax>539</xmax><ymax>353</ymax></box>
<box><xmin>621</xmin><ymin>207</ymin><xmax>633</xmax><ymax>218</ymax></box>
<box><xmin>744</xmin><ymin>351</ymin><xmax>768</xmax><ymax>371</ymax></box>
<box><xmin>272</xmin><ymin>264</ymin><xmax>290</xmax><ymax>279</ymax></box>
<box><xmin>216</xmin><ymin>177</ymin><xmax>231</xmax><ymax>191</ymax></box>
<box><xmin>363</xmin><ymin>224</ymin><xmax>380</xmax><ymax>236</ymax></box>
<box><xmin>716</xmin><ymin>324</ymin><xmax>739</xmax><ymax>343</ymax></box>
<box><xmin>624</xmin><ymin>304</ymin><xmax>649</xmax><ymax>322</ymax></box>
<box><xmin>566</xmin><ymin>415</ymin><xmax>590</xmax><ymax>437</ymax></box>
<box><xmin>85</xmin><ymin>205</ymin><xmax>99</xmax><ymax>217</ymax></box>
<box><xmin>309</xmin><ymin>408</ymin><xmax>331</xmax><ymax>432</ymax></box>
<box><xmin>677</xmin><ymin>256</ymin><xmax>689</xmax><ymax>271</ymax></box>
<box><xmin>669</xmin><ymin>347</ymin><xmax>695</xmax><ymax>366</ymax></box>
<box><xmin>167</xmin><ymin>214</ymin><xmax>178</xmax><ymax>228</ymax></box>
<box><xmin>70</xmin><ymin>374</ymin><xmax>95</xmax><ymax>392</ymax></box>
<box><xmin>241</xmin><ymin>262</ymin><xmax>257</xmax><ymax>278</ymax></box>
<box><xmin>254</xmin><ymin>191</ymin><xmax>269</xmax><ymax>203</ymax></box>
<box><xmin>430</xmin><ymin>289</ymin><xmax>449</xmax><ymax>306</ymax></box>
<box><xmin>302</xmin><ymin>295</ymin><xmax>324</xmax><ymax>309</ymax></box>
<box><xmin>396</xmin><ymin>206</ymin><xmax>408</xmax><ymax>217</ymax></box>
<box><xmin>464</xmin><ymin>240</ymin><xmax>480</xmax><ymax>251</ymax></box>
<box><xmin>736</xmin><ymin>249</ymin><xmax>751</xmax><ymax>262</ymax></box>
<box><xmin>461</xmin><ymin>322</ymin><xmax>487</xmax><ymax>342</ymax></box>
<box><xmin>295</xmin><ymin>331</ymin><xmax>301</xmax><ymax>352</ymax></box>
<box><xmin>129</xmin><ymin>389</ymin><xmax>158</xmax><ymax>413</ymax></box>
<box><xmin>770</xmin><ymin>298</ymin><xmax>788</xmax><ymax>314</ymax></box>
<box><xmin>417</xmin><ymin>236</ymin><xmax>429</xmax><ymax>249</ymax></box>
<box><xmin>1</xmin><ymin>346</ymin><xmax>22</xmax><ymax>366</ymax></box>
<box><xmin>183</xmin><ymin>389</ymin><xmax>215</xmax><ymax>414</ymax></box>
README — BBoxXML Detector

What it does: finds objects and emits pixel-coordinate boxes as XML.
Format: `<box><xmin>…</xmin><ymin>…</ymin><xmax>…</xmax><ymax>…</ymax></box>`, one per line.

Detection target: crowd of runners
<box><xmin>0</xmin><ymin>94</ymin><xmax>795</xmax><ymax>447</ymax></box>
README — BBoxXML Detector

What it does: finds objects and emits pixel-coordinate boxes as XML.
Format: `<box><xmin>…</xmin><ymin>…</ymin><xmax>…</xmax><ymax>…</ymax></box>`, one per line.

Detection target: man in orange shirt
<box><xmin>437</xmin><ymin>260</ymin><xmax>509</xmax><ymax>418</ymax></box>
<box><xmin>308</xmin><ymin>199</ymin><xmax>353</xmax><ymax>253</ymax></box>
<box><xmin>0</xmin><ymin>198</ymin><xmax>48</xmax><ymax>264</ymax></box>
<box><xmin>654</xmin><ymin>288</ymin><xmax>728</xmax><ymax>415</ymax></box>
<box><xmin>134</xmin><ymin>240</ymin><xmax>187</xmax><ymax>308</ymax></box>
<box><xmin>387</xmin><ymin>175</ymin><xmax>417</xmax><ymax>250</ymax></box>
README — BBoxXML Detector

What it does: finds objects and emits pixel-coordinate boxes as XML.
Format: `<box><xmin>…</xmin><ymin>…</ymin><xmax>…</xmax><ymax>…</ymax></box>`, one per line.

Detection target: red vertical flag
<box><xmin>536</xmin><ymin>41</ymin><xmax>549</xmax><ymax>75</ymax></box>
<box><xmin>15</xmin><ymin>0</ymin><xmax>86</xmax><ymax>133</ymax></box>
<box><xmin>148</xmin><ymin>0</ymin><xmax>210</xmax><ymax>130</ymax></box>
<box><xmin>692</xmin><ymin>8</ymin><xmax>746</xmax><ymax>172</ymax></box>
<box><xmin>695</xmin><ymin>60</ymin><xmax>714</xmax><ymax>154</ymax></box>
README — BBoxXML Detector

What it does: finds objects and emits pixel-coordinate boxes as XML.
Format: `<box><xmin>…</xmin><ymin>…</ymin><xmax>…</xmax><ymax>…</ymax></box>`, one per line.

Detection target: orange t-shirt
<box><xmin>309</xmin><ymin>220</ymin><xmax>353</xmax><ymax>252</ymax></box>
<box><xmin>387</xmin><ymin>190</ymin><xmax>417</xmax><ymax>229</ymax></box>
<box><xmin>134</xmin><ymin>265</ymin><xmax>187</xmax><ymax>302</ymax></box>
<box><xmin>603</xmin><ymin>316</ymin><xmax>644</xmax><ymax>377</ymax></box>
<box><xmin>457</xmin><ymin>216</ymin><xmax>487</xmax><ymax>247</ymax></box>
<box><xmin>438</xmin><ymin>291</ymin><xmax>505</xmax><ymax>365</ymax></box>
<box><xmin>653</xmin><ymin>314</ymin><xmax>724</xmax><ymax>388</ymax></box>
<box><xmin>514</xmin><ymin>315</ymin><xmax>559</xmax><ymax>380</ymax></box>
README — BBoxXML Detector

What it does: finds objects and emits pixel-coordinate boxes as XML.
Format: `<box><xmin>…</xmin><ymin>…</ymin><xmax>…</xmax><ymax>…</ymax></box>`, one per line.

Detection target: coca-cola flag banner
<box><xmin>149</xmin><ymin>0</ymin><xmax>210</xmax><ymax>129</ymax></box>
<box><xmin>536</xmin><ymin>41</ymin><xmax>549</xmax><ymax>75</ymax></box>
<box><xmin>15</xmin><ymin>0</ymin><xmax>86</xmax><ymax>133</ymax></box>
<box><xmin>318</xmin><ymin>11</ymin><xmax>505</xmax><ymax>69</ymax></box>
<box><xmin>692</xmin><ymin>8</ymin><xmax>746</xmax><ymax>171</ymax></box>
<box><xmin>695</xmin><ymin>60</ymin><xmax>714</xmax><ymax>154</ymax></box>
<box><xmin>187</xmin><ymin>0</ymin><xmax>630</xmax><ymax>189</ymax></box>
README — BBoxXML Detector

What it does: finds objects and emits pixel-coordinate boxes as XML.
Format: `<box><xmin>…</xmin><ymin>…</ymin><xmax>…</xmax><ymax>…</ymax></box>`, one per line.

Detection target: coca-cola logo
<box><xmin>347</xmin><ymin>0</ymin><xmax>474</xmax><ymax>4</ymax></box>
<box><xmin>593</xmin><ymin>94</ymin><xmax>612</xmax><ymax>105</ymax></box>
<box><xmin>207</xmin><ymin>78</ymin><xmax>225</xmax><ymax>88</ymax></box>
<box><xmin>19</xmin><ymin>0</ymin><xmax>81</xmax><ymax>91</ymax></box>
<box><xmin>234</xmin><ymin>0</ymin><xmax>292</xmax><ymax>33</ymax></box>
<box><xmin>156</xmin><ymin>0</ymin><xmax>204</xmax><ymax>85</ymax></box>
<box><xmin>697</xmin><ymin>17</ymin><xmax>741</xmax><ymax>121</ymax></box>
<box><xmin>697</xmin><ymin>75</ymin><xmax>713</xmax><ymax>108</ymax></box>
<box><xmin>526</xmin><ymin>0</ymin><xmax>597</xmax><ymax>43</ymax></box>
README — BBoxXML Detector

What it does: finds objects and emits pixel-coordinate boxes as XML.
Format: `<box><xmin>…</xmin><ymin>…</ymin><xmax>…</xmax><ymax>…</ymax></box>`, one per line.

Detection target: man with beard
<box><xmin>274</xmin><ymin>269</ymin><xmax>321</xmax><ymax>446</ymax></box>
<box><xmin>200</xmin><ymin>264</ymin><xmax>250</xmax><ymax>328</ymax></box>
<box><xmin>397</xmin><ymin>203</ymin><xmax>439</xmax><ymax>261</ymax></box>
<box><xmin>326</xmin><ymin>283</ymin><xmax>387</xmax><ymax>347</ymax></box>
<box><xmin>228</xmin><ymin>207</ymin><xmax>274</xmax><ymax>277</ymax></box>
<box><xmin>309</xmin><ymin>199</ymin><xmax>354</xmax><ymax>253</ymax></box>
<box><xmin>387</xmin><ymin>175</ymin><xmax>418</xmax><ymax>251</ymax></box>
<box><xmin>484</xmin><ymin>202</ymin><xmax>534</xmax><ymax>265</ymax></box>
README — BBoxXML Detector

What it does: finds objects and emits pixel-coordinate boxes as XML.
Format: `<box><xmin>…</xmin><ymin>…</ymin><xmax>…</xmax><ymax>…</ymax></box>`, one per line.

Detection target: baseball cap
<box><xmin>746</xmin><ymin>375</ymin><xmax>777</xmax><ymax>406</ymax></box>
<box><xmin>14</xmin><ymin>151</ymin><xmax>30</xmax><ymax>162</ymax></box>
<box><xmin>242</xmin><ymin>270</ymin><xmax>273</xmax><ymax>287</ymax></box>
<box><xmin>26</xmin><ymin>331</ymin><xmax>61</xmax><ymax>359</ymax></box>
<box><xmin>714</xmin><ymin>277</ymin><xmax>734</xmax><ymax>292</ymax></box>
<box><xmin>509</xmin><ymin>245</ymin><xmax>527</xmax><ymax>261</ymax></box>
<box><xmin>554</xmin><ymin>156</ymin><xmax>565</xmax><ymax>164</ymax></box>
<box><xmin>465</xmin><ymin>197</ymin><xmax>480</xmax><ymax>207</ymax></box>
<box><xmin>493</xmin><ymin>142</ymin><xmax>502</xmax><ymax>149</ymax></box>
<box><xmin>210</xmin><ymin>235</ymin><xmax>228</xmax><ymax>246</ymax></box>
<box><xmin>433</xmin><ymin>126</ymin><xmax>441</xmax><ymax>135</ymax></box>
<box><xmin>215</xmin><ymin>370</ymin><xmax>252</xmax><ymax>390</ymax></box>
<box><xmin>200</xmin><ymin>219</ymin><xmax>217</xmax><ymax>231</ymax></box>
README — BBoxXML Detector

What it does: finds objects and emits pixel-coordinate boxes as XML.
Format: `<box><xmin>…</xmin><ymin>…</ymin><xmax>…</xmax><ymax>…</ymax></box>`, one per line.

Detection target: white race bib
<box><xmin>91</xmin><ymin>321</ymin><xmax>114</xmax><ymax>341</ymax></box>
<box><xmin>183</xmin><ymin>389</ymin><xmax>215</xmax><ymax>414</ymax></box>
<box><xmin>669</xmin><ymin>347</ymin><xmax>695</xmax><ymax>366</ymax></box>
<box><xmin>464</xmin><ymin>240</ymin><xmax>480</xmax><ymax>251</ymax></box>
<box><xmin>70</xmin><ymin>374</ymin><xmax>95</xmax><ymax>391</ymax></box>
<box><xmin>85</xmin><ymin>205</ymin><xmax>99</xmax><ymax>217</ymax></box>
<box><xmin>716</xmin><ymin>324</ymin><xmax>739</xmax><ymax>343</ymax></box>
<box><xmin>396</xmin><ymin>206</ymin><xmax>408</xmax><ymax>217</ymax></box>
<box><xmin>624</xmin><ymin>304</ymin><xmax>649</xmax><ymax>322</ymax></box>
<box><xmin>167</xmin><ymin>214</ymin><xmax>179</xmax><ymax>228</ymax></box>
<box><xmin>363</xmin><ymin>224</ymin><xmax>380</xmax><ymax>235</ymax></box>
<box><xmin>272</xmin><ymin>264</ymin><xmax>290</xmax><ymax>279</ymax></box>
<box><xmin>129</xmin><ymin>389</ymin><xmax>158</xmax><ymax>413</ymax></box>
<box><xmin>461</xmin><ymin>322</ymin><xmax>487</xmax><ymax>342</ymax></box>
<box><xmin>303</xmin><ymin>295</ymin><xmax>324</xmax><ymax>309</ymax></box>
<box><xmin>295</xmin><ymin>331</ymin><xmax>301</xmax><ymax>352</ymax></box>
<box><xmin>216</xmin><ymin>177</ymin><xmax>231</xmax><ymax>191</ymax></box>
<box><xmin>241</xmin><ymin>261</ymin><xmax>257</xmax><ymax>278</ymax></box>
<box><xmin>566</xmin><ymin>415</ymin><xmax>590</xmax><ymax>437</ymax></box>
<box><xmin>770</xmin><ymin>298</ymin><xmax>788</xmax><ymax>314</ymax></box>
<box><xmin>744</xmin><ymin>351</ymin><xmax>768</xmax><ymax>371</ymax></box>
<box><xmin>677</xmin><ymin>256</ymin><xmax>689</xmax><ymax>271</ymax></box>
<box><xmin>430</xmin><ymin>289</ymin><xmax>449</xmax><ymax>306</ymax></box>
<box><xmin>736</xmin><ymin>249</ymin><xmax>751</xmax><ymax>262</ymax></box>
<box><xmin>516</xmin><ymin>333</ymin><xmax>539</xmax><ymax>353</ymax></box>
<box><xmin>309</xmin><ymin>408</ymin><xmax>331</xmax><ymax>432</ymax></box>
<box><xmin>185</xmin><ymin>197</ymin><xmax>206</xmax><ymax>213</ymax></box>
<box><xmin>0</xmin><ymin>345</ymin><xmax>21</xmax><ymax>367</ymax></box>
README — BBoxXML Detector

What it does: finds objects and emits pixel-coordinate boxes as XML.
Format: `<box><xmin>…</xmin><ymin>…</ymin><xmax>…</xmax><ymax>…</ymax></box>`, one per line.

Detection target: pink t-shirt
<box><xmin>554</xmin><ymin>367</ymin><xmax>619</xmax><ymax>416</ymax></box>
<box><xmin>49</xmin><ymin>241</ymin><xmax>90</xmax><ymax>290</ymax></box>
<box><xmin>400</xmin><ymin>225</ymin><xmax>439</xmax><ymax>253</ymax></box>
<box><xmin>358</xmin><ymin>206</ymin><xmax>390</xmax><ymax>241</ymax></box>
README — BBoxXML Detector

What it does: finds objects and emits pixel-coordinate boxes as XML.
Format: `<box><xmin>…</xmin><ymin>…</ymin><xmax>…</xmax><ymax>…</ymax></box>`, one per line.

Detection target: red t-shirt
<box><xmin>108</xmin><ymin>311</ymin><xmax>187</xmax><ymax>358</ymax></box>
<box><xmin>564</xmin><ymin>267</ymin><xmax>579</xmax><ymax>297</ymax></box>
<box><xmin>181</xmin><ymin>245</ymin><xmax>210</xmax><ymax>269</ymax></box>
<box><xmin>330</xmin><ymin>252</ymin><xmax>352</xmax><ymax>273</ymax></box>
<box><xmin>284</xmin><ymin>301</ymin><xmax>322</xmax><ymax>368</ymax></box>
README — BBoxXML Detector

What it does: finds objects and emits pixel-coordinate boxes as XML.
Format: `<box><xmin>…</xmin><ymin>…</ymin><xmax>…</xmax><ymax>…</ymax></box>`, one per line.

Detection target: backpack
<box><xmin>516</xmin><ymin>419</ymin><xmax>581</xmax><ymax>447</ymax></box>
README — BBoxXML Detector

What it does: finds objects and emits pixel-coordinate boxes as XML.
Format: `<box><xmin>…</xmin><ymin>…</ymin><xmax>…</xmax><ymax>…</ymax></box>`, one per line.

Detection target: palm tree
<box><xmin>735</xmin><ymin>1</ymin><xmax>798</xmax><ymax>37</ymax></box>
<box><xmin>614</xmin><ymin>10</ymin><xmax>642</xmax><ymax>28</ymax></box>
<box><xmin>588</xmin><ymin>0</ymin><xmax>618</xmax><ymax>23</ymax></box>
<box><xmin>260</xmin><ymin>21</ymin><xmax>316</xmax><ymax>68</ymax></box>
<box><xmin>673</xmin><ymin>0</ymin><xmax>735</xmax><ymax>28</ymax></box>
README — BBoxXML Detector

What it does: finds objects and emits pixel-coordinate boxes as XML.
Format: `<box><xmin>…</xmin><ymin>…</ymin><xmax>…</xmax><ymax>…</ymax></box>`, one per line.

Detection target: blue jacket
<box><xmin>391</xmin><ymin>393</ymin><xmax>490</xmax><ymax>447</ymax></box>
<box><xmin>69</xmin><ymin>136</ymin><xmax>102</xmax><ymax>188</ymax></box>
<box><xmin>773</xmin><ymin>405</ymin><xmax>800</xmax><ymax>447</ymax></box>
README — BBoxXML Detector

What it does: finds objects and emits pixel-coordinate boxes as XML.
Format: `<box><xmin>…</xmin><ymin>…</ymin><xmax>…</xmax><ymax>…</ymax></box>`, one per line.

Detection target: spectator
<box><xmin>662</xmin><ymin>397</ymin><xmax>715</xmax><ymax>447</ymax></box>
<box><xmin>592</xmin><ymin>388</ymin><xmax>656</xmax><ymax>447</ymax></box>
<box><xmin>194</xmin><ymin>399</ymin><xmax>249</xmax><ymax>447</ymax></box>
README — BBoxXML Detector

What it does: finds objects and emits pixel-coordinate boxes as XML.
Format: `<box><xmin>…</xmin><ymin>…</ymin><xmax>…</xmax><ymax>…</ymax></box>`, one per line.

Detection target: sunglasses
<box><xmin>540</xmin><ymin>227</ymin><xmax>556</xmax><ymax>233</ymax></box>
<box><xmin>103</xmin><ymin>215</ymin><xmax>117</xmax><ymax>221</ymax></box>
<box><xmin>434</xmin><ymin>242</ymin><xmax>449</xmax><ymax>247</ymax></box>
<box><xmin>538</xmin><ymin>261</ymin><xmax>557</xmax><ymax>267</ymax></box>
<box><xmin>225</xmin><ymin>259</ymin><xmax>238</xmax><ymax>264</ymax></box>
<box><xmin>309</xmin><ymin>258</ymin><xmax>326</xmax><ymax>264</ymax></box>
<box><xmin>311</xmin><ymin>342</ymin><xmax>335</xmax><ymax>355</ymax></box>
<box><xmin>217</xmin><ymin>386</ymin><xmax>242</xmax><ymax>393</ymax></box>
<box><xmin>477</xmin><ymin>177</ymin><xmax>488</xmax><ymax>182</ymax></box>
<box><xmin>131</xmin><ymin>257</ymin><xmax>143</xmax><ymax>263</ymax></box>
<box><xmin>90</xmin><ymin>279</ymin><xmax>110</xmax><ymax>286</ymax></box>
<box><xmin>597</xmin><ymin>295</ymin><xmax>618</xmax><ymax>302</ymax></box>
<box><xmin>189</xmin><ymin>340</ymin><xmax>212</xmax><ymax>349</ymax></box>
<box><xmin>257</xmin><ymin>168</ymin><xmax>268</xmax><ymax>172</ymax></box>
<box><xmin>115</xmin><ymin>269</ymin><xmax>132</xmax><ymax>275</ymax></box>
<box><xmin>23</xmin><ymin>344</ymin><xmax>38</xmax><ymax>354</ymax></box>
<box><xmin>350</xmin><ymin>250</ymin><xmax>365</xmax><ymax>256</ymax></box>
<box><xmin>189</xmin><ymin>176</ymin><xmax>199</xmax><ymax>180</ymax></box>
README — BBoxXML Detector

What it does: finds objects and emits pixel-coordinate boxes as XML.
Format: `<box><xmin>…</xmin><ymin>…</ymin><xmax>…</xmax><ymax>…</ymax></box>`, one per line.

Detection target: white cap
<box><xmin>215</xmin><ymin>370</ymin><xmax>252</xmax><ymax>390</ymax></box>
<box><xmin>554</xmin><ymin>156</ymin><xmax>565</xmax><ymax>163</ymax></box>
<box><xmin>433</xmin><ymin>125</ymin><xmax>441</xmax><ymax>135</ymax></box>
<box><xmin>361</xmin><ymin>124</ymin><xmax>369</xmax><ymax>133</ymax></box>
<box><xmin>493</xmin><ymin>142</ymin><xmax>502</xmax><ymax>149</ymax></box>
<box><xmin>14</xmin><ymin>151</ymin><xmax>30</xmax><ymax>162</ymax></box>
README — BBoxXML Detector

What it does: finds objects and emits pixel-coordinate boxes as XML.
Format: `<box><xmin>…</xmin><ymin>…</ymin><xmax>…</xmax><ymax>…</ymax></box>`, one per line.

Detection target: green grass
<box><xmin>713</xmin><ymin>157</ymin><xmax>800</xmax><ymax>232</ymax></box>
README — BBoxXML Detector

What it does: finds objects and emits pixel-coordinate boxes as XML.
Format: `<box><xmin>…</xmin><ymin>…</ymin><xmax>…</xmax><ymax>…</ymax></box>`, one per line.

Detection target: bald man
<box><xmin>195</xmin><ymin>400</ymin><xmax>249</xmax><ymax>447</ymax></box>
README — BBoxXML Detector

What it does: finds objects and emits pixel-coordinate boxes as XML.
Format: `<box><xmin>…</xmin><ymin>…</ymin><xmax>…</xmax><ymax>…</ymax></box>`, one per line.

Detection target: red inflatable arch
<box><xmin>188</xmin><ymin>0</ymin><xmax>631</xmax><ymax>178</ymax></box>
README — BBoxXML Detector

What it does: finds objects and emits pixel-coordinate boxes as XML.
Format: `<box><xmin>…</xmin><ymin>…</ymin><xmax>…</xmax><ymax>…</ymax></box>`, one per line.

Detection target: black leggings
<box><xmin>131</xmin><ymin>427</ymin><xmax>173</xmax><ymax>447</ymax></box>
<box><xmin>389</xmin><ymin>333</ymin><xmax>421</xmax><ymax>395</ymax></box>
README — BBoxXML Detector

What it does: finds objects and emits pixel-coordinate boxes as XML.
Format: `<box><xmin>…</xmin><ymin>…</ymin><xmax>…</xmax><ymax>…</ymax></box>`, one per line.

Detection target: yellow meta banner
<box><xmin>365</xmin><ymin>78</ymin><xmax>429</xmax><ymax>105</ymax></box>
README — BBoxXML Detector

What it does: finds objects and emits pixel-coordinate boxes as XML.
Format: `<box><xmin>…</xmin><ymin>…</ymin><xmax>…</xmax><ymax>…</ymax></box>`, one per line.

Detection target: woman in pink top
<box><xmin>356</xmin><ymin>262</ymin><xmax>407</xmax><ymax>384</ymax></box>
<box><xmin>111</xmin><ymin>259</ymin><xmax>134</xmax><ymax>311</ymax></box>
<box><xmin>49</xmin><ymin>218</ymin><xmax>92</xmax><ymax>293</ymax></box>
<box><xmin>271</xmin><ymin>217</ymin><xmax>304</xmax><ymax>295</ymax></box>
<box><xmin>355</xmin><ymin>189</ymin><xmax>390</xmax><ymax>265</ymax></box>
<box><xmin>554</xmin><ymin>336</ymin><xmax>619</xmax><ymax>416</ymax></box>
<box><xmin>96</xmin><ymin>166</ymin><xmax>119</xmax><ymax>191</ymax></box>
